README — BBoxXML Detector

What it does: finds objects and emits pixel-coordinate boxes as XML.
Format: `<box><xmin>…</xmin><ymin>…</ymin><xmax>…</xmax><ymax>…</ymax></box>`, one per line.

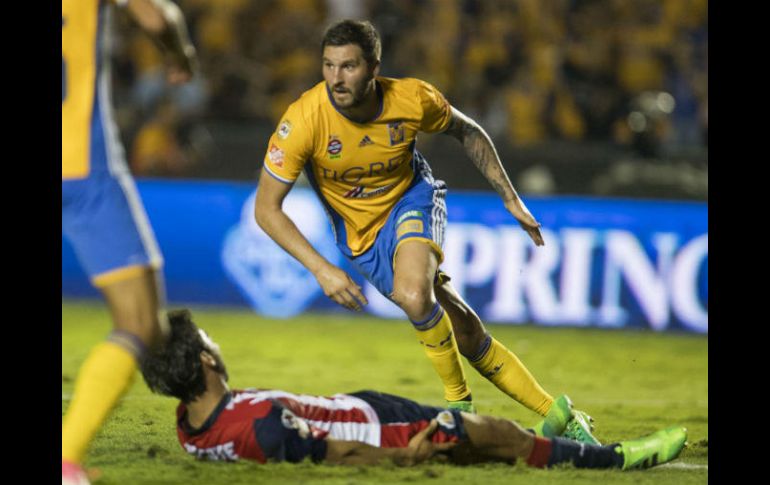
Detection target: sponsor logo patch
<box><xmin>388</xmin><ymin>121</ymin><xmax>405</xmax><ymax>145</ymax></box>
<box><xmin>268</xmin><ymin>143</ymin><xmax>285</xmax><ymax>167</ymax></box>
<box><xmin>277</xmin><ymin>120</ymin><xmax>292</xmax><ymax>139</ymax></box>
<box><xmin>183</xmin><ymin>441</ymin><xmax>239</xmax><ymax>461</ymax></box>
<box><xmin>327</xmin><ymin>136</ymin><xmax>342</xmax><ymax>159</ymax></box>
<box><xmin>397</xmin><ymin>210</ymin><xmax>423</xmax><ymax>225</ymax></box>
<box><xmin>396</xmin><ymin>219</ymin><xmax>424</xmax><ymax>239</ymax></box>
<box><xmin>343</xmin><ymin>183</ymin><xmax>396</xmax><ymax>199</ymax></box>
<box><xmin>343</xmin><ymin>186</ymin><xmax>364</xmax><ymax>198</ymax></box>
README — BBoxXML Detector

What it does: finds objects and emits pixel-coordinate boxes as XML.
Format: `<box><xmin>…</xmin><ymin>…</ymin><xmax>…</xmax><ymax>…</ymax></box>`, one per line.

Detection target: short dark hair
<box><xmin>322</xmin><ymin>19</ymin><xmax>381</xmax><ymax>67</ymax></box>
<box><xmin>140</xmin><ymin>309</ymin><xmax>208</xmax><ymax>403</ymax></box>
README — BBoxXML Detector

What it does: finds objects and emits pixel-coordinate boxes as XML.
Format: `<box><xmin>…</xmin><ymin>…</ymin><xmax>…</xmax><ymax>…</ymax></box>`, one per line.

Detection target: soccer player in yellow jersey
<box><xmin>255</xmin><ymin>20</ymin><xmax>598</xmax><ymax>446</ymax></box>
<box><xmin>62</xmin><ymin>1</ymin><xmax>196</xmax><ymax>483</ymax></box>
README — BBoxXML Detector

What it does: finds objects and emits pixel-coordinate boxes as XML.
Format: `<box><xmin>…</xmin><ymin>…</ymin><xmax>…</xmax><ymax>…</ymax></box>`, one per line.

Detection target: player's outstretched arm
<box><xmin>325</xmin><ymin>420</ymin><xmax>455</xmax><ymax>466</ymax></box>
<box><xmin>123</xmin><ymin>0</ymin><xmax>198</xmax><ymax>84</ymax></box>
<box><xmin>254</xmin><ymin>170</ymin><xmax>368</xmax><ymax>311</ymax></box>
<box><xmin>442</xmin><ymin>107</ymin><xmax>544</xmax><ymax>246</ymax></box>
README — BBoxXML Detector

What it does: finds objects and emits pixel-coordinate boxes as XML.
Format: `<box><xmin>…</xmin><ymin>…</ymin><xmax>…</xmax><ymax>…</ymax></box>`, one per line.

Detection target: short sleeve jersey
<box><xmin>176</xmin><ymin>389</ymin><xmax>381</xmax><ymax>463</ymax></box>
<box><xmin>176</xmin><ymin>389</ymin><xmax>468</xmax><ymax>465</ymax></box>
<box><xmin>262</xmin><ymin>77</ymin><xmax>452</xmax><ymax>257</ymax></box>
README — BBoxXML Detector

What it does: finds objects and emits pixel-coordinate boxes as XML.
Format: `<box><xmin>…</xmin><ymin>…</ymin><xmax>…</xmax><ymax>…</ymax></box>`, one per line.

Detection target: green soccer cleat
<box><xmin>616</xmin><ymin>426</ymin><xmax>687</xmax><ymax>470</ymax></box>
<box><xmin>563</xmin><ymin>409</ymin><xmax>602</xmax><ymax>445</ymax></box>
<box><xmin>446</xmin><ymin>400</ymin><xmax>476</xmax><ymax>414</ymax></box>
<box><xmin>532</xmin><ymin>394</ymin><xmax>572</xmax><ymax>438</ymax></box>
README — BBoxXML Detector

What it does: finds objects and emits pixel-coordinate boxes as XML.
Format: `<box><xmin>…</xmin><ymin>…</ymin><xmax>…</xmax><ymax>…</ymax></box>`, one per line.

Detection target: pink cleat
<box><xmin>62</xmin><ymin>460</ymin><xmax>90</xmax><ymax>485</ymax></box>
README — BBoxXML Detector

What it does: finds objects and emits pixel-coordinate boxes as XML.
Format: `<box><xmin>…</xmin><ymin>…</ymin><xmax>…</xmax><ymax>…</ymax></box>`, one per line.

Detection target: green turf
<box><xmin>62</xmin><ymin>300</ymin><xmax>708</xmax><ymax>484</ymax></box>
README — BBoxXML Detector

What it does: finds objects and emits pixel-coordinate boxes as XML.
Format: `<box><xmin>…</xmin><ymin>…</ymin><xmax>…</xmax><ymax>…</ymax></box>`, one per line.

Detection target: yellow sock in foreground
<box><xmin>412</xmin><ymin>304</ymin><xmax>471</xmax><ymax>402</ymax></box>
<box><xmin>62</xmin><ymin>339</ymin><xmax>138</xmax><ymax>463</ymax></box>
<box><xmin>469</xmin><ymin>335</ymin><xmax>554</xmax><ymax>415</ymax></box>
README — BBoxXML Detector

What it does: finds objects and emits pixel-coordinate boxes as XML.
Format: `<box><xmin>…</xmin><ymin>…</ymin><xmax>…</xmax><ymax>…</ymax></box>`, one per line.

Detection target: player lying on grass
<box><xmin>140</xmin><ymin>309</ymin><xmax>687</xmax><ymax>469</ymax></box>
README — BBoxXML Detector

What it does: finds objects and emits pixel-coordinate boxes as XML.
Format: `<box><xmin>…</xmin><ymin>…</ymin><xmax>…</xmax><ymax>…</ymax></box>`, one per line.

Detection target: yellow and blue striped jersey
<box><xmin>62</xmin><ymin>0</ymin><xmax>118</xmax><ymax>179</ymax></box>
<box><xmin>263</xmin><ymin>77</ymin><xmax>452</xmax><ymax>256</ymax></box>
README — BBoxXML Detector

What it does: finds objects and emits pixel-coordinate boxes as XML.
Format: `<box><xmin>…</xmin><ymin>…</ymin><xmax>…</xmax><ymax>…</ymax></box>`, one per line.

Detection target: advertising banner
<box><xmin>62</xmin><ymin>180</ymin><xmax>707</xmax><ymax>333</ymax></box>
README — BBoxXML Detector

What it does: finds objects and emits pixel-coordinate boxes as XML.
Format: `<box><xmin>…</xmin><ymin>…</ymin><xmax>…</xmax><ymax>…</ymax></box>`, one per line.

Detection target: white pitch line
<box><xmin>659</xmin><ymin>462</ymin><xmax>708</xmax><ymax>470</ymax></box>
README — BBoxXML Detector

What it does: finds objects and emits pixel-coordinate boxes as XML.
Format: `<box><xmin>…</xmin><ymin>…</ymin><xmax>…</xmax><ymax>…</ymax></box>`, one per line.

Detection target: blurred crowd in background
<box><xmin>109</xmin><ymin>0</ymin><xmax>707</xmax><ymax>200</ymax></box>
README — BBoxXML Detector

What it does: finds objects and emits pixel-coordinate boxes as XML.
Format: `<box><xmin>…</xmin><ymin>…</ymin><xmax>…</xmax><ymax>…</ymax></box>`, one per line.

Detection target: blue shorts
<box><xmin>62</xmin><ymin>169</ymin><xmax>163</xmax><ymax>286</ymax></box>
<box><xmin>351</xmin><ymin>390</ymin><xmax>468</xmax><ymax>447</ymax></box>
<box><xmin>62</xmin><ymin>96</ymin><xmax>162</xmax><ymax>286</ymax></box>
<box><xmin>347</xmin><ymin>152</ymin><xmax>446</xmax><ymax>298</ymax></box>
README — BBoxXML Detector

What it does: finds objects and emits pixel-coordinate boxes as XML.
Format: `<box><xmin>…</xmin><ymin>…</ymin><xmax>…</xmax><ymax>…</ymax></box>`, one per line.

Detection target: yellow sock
<box><xmin>412</xmin><ymin>304</ymin><xmax>471</xmax><ymax>402</ymax></box>
<box><xmin>62</xmin><ymin>340</ymin><xmax>138</xmax><ymax>463</ymax></box>
<box><xmin>469</xmin><ymin>336</ymin><xmax>553</xmax><ymax>416</ymax></box>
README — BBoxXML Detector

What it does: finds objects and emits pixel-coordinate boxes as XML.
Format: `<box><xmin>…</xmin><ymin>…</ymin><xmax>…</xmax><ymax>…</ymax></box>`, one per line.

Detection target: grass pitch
<box><xmin>62</xmin><ymin>300</ymin><xmax>707</xmax><ymax>484</ymax></box>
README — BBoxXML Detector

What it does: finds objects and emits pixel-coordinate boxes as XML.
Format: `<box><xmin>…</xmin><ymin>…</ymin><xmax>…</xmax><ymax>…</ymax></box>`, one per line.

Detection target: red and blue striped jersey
<box><xmin>176</xmin><ymin>389</ymin><xmax>467</xmax><ymax>463</ymax></box>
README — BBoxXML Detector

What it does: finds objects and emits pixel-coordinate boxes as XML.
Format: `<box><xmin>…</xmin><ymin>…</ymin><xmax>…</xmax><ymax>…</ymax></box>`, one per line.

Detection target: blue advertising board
<box><xmin>62</xmin><ymin>179</ymin><xmax>707</xmax><ymax>333</ymax></box>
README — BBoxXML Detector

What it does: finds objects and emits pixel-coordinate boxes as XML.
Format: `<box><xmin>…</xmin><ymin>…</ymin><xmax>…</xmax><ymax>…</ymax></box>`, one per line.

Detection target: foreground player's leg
<box><xmin>458</xmin><ymin>412</ymin><xmax>686</xmax><ymax>470</ymax></box>
<box><xmin>393</xmin><ymin>242</ymin><xmax>472</xmax><ymax>407</ymax></box>
<box><xmin>62</xmin><ymin>268</ymin><xmax>167</xmax><ymax>464</ymax></box>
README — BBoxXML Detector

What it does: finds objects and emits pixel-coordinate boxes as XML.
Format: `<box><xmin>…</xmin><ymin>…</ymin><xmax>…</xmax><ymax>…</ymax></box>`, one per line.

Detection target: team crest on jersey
<box><xmin>359</xmin><ymin>135</ymin><xmax>374</xmax><ymax>147</ymax></box>
<box><xmin>268</xmin><ymin>143</ymin><xmax>285</xmax><ymax>167</ymax></box>
<box><xmin>436</xmin><ymin>410</ymin><xmax>456</xmax><ymax>430</ymax></box>
<box><xmin>280</xmin><ymin>408</ymin><xmax>311</xmax><ymax>438</ymax></box>
<box><xmin>327</xmin><ymin>136</ymin><xmax>342</xmax><ymax>159</ymax></box>
<box><xmin>388</xmin><ymin>122</ymin><xmax>405</xmax><ymax>145</ymax></box>
<box><xmin>277</xmin><ymin>120</ymin><xmax>292</xmax><ymax>139</ymax></box>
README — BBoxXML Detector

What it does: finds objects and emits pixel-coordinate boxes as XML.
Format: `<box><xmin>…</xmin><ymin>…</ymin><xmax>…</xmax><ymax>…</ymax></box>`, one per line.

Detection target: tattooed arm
<box><xmin>442</xmin><ymin>107</ymin><xmax>544</xmax><ymax>246</ymax></box>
